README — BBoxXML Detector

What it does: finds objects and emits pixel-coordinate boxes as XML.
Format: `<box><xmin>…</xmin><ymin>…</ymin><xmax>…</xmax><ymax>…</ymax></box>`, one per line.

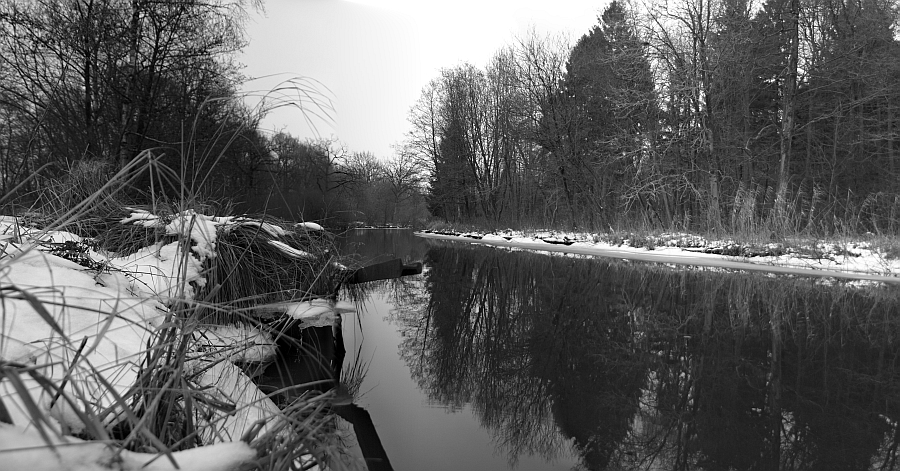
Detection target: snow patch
<box><xmin>120</xmin><ymin>208</ymin><xmax>162</xmax><ymax>227</ymax></box>
<box><xmin>188</xmin><ymin>359</ymin><xmax>282</xmax><ymax>443</ymax></box>
<box><xmin>165</xmin><ymin>210</ymin><xmax>220</xmax><ymax>261</ymax></box>
<box><xmin>0</xmin><ymin>210</ymin><xmax>340</xmax><ymax>462</ymax></box>
<box><xmin>296</xmin><ymin>221</ymin><xmax>324</xmax><ymax>231</ymax></box>
<box><xmin>264</xmin><ymin>298</ymin><xmax>356</xmax><ymax>327</ymax></box>
<box><xmin>0</xmin><ymin>422</ymin><xmax>257</xmax><ymax>471</ymax></box>
<box><xmin>111</xmin><ymin>241</ymin><xmax>205</xmax><ymax>302</ymax></box>
<box><xmin>0</xmin><ymin>248</ymin><xmax>166</xmax><ymax>433</ymax></box>
<box><xmin>416</xmin><ymin>229</ymin><xmax>900</xmax><ymax>284</ymax></box>
<box><xmin>193</xmin><ymin>323</ymin><xmax>277</xmax><ymax>363</ymax></box>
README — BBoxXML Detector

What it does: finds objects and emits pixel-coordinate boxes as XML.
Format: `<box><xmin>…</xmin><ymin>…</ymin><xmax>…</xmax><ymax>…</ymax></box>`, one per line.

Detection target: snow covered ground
<box><xmin>416</xmin><ymin>229</ymin><xmax>900</xmax><ymax>285</ymax></box>
<box><xmin>0</xmin><ymin>211</ymin><xmax>349</xmax><ymax>470</ymax></box>
<box><xmin>0</xmin><ymin>422</ymin><xmax>258</xmax><ymax>471</ymax></box>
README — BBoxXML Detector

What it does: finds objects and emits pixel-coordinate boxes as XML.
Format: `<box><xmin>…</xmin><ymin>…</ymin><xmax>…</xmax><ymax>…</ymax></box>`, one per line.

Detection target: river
<box><xmin>329</xmin><ymin>228</ymin><xmax>900</xmax><ymax>471</ymax></box>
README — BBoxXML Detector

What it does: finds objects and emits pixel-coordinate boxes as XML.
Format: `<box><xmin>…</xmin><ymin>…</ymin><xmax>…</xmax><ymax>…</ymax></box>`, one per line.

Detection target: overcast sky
<box><xmin>239</xmin><ymin>0</ymin><xmax>607</xmax><ymax>158</ymax></box>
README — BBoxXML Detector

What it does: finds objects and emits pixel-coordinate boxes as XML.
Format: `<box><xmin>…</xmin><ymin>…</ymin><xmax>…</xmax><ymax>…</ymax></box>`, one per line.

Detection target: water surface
<box><xmin>337</xmin><ymin>229</ymin><xmax>900</xmax><ymax>471</ymax></box>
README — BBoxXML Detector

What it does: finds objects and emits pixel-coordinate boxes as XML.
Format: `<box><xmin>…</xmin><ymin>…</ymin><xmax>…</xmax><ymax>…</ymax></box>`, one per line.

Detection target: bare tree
<box><xmin>0</xmin><ymin>0</ymin><xmax>262</xmax><ymax>175</ymax></box>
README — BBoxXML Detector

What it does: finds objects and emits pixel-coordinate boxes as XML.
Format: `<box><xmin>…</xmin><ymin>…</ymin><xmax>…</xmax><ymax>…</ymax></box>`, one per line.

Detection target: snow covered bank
<box><xmin>0</xmin><ymin>243</ymin><xmax>168</xmax><ymax>432</ymax></box>
<box><xmin>0</xmin><ymin>422</ymin><xmax>257</xmax><ymax>471</ymax></box>
<box><xmin>0</xmin><ymin>211</ymin><xmax>348</xmax><ymax>469</ymax></box>
<box><xmin>192</xmin><ymin>323</ymin><xmax>277</xmax><ymax>363</ymax></box>
<box><xmin>416</xmin><ymin>230</ymin><xmax>900</xmax><ymax>285</ymax></box>
<box><xmin>258</xmin><ymin>299</ymin><xmax>358</xmax><ymax>328</ymax></box>
<box><xmin>189</xmin><ymin>359</ymin><xmax>283</xmax><ymax>443</ymax></box>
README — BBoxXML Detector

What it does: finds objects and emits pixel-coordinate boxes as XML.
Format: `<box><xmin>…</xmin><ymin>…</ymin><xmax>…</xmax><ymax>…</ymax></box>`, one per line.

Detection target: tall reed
<box><xmin>0</xmin><ymin>87</ymin><xmax>359</xmax><ymax>470</ymax></box>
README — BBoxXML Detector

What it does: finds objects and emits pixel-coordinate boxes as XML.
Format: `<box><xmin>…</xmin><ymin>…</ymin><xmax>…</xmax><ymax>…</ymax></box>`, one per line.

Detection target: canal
<box><xmin>332</xmin><ymin>228</ymin><xmax>900</xmax><ymax>470</ymax></box>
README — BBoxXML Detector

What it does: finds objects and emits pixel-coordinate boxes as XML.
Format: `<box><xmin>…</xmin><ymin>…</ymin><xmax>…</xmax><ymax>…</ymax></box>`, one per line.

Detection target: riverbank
<box><xmin>416</xmin><ymin>228</ymin><xmax>900</xmax><ymax>284</ymax></box>
<box><xmin>0</xmin><ymin>210</ymin><xmax>357</xmax><ymax>470</ymax></box>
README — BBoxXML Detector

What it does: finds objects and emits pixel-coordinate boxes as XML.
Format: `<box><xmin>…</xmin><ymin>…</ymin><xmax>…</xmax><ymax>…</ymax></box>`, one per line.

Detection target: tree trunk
<box><xmin>775</xmin><ymin>0</ymin><xmax>800</xmax><ymax>223</ymax></box>
<box><xmin>118</xmin><ymin>0</ymin><xmax>140</xmax><ymax>168</ymax></box>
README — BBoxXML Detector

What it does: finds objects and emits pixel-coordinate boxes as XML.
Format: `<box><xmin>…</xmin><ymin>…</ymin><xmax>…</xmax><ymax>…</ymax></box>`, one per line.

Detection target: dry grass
<box><xmin>200</xmin><ymin>220</ymin><xmax>343</xmax><ymax>325</ymax></box>
<box><xmin>0</xmin><ymin>151</ymin><xmax>360</xmax><ymax>471</ymax></box>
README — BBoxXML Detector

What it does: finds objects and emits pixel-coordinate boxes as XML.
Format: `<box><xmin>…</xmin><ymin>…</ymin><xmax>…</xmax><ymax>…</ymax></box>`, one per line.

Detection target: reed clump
<box><xmin>202</xmin><ymin>219</ymin><xmax>343</xmax><ymax>324</ymax></box>
<box><xmin>0</xmin><ymin>153</ymin><xmax>359</xmax><ymax>471</ymax></box>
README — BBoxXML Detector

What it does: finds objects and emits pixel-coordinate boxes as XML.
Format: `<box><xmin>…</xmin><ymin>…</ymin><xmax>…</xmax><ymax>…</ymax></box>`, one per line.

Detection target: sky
<box><xmin>238</xmin><ymin>0</ymin><xmax>608</xmax><ymax>158</ymax></box>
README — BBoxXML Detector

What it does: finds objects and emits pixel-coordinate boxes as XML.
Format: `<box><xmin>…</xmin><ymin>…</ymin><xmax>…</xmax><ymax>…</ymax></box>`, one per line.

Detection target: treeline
<box><xmin>405</xmin><ymin>0</ymin><xmax>900</xmax><ymax>234</ymax></box>
<box><xmin>0</xmin><ymin>0</ymin><xmax>425</xmax><ymax>225</ymax></box>
<box><xmin>251</xmin><ymin>134</ymin><xmax>427</xmax><ymax>225</ymax></box>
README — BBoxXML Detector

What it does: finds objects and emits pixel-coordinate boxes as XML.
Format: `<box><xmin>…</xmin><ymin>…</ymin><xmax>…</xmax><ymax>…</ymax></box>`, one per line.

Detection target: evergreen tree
<box><xmin>553</xmin><ymin>0</ymin><xmax>656</xmax><ymax>222</ymax></box>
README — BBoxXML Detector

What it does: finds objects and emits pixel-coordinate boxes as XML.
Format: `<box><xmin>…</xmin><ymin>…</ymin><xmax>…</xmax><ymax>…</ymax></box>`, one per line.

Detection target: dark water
<box><xmin>335</xmin><ymin>229</ymin><xmax>900</xmax><ymax>471</ymax></box>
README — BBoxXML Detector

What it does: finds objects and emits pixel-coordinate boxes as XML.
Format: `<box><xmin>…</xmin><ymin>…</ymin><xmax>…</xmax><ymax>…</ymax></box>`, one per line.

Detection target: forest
<box><xmin>3</xmin><ymin>0</ymin><xmax>900</xmax><ymax>235</ymax></box>
<box><xmin>0</xmin><ymin>0</ymin><xmax>426</xmax><ymax>226</ymax></box>
<box><xmin>405</xmin><ymin>0</ymin><xmax>900</xmax><ymax>235</ymax></box>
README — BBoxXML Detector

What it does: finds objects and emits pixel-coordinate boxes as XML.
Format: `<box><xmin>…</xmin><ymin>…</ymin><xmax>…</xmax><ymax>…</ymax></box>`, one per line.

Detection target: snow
<box><xmin>284</xmin><ymin>299</ymin><xmax>334</xmax><ymax>320</ymax></box>
<box><xmin>111</xmin><ymin>241</ymin><xmax>206</xmax><ymax>302</ymax></box>
<box><xmin>165</xmin><ymin>210</ymin><xmax>221</xmax><ymax>261</ymax></box>
<box><xmin>480</xmin><ymin>234</ymin><xmax>507</xmax><ymax>241</ymax></box>
<box><xmin>111</xmin><ymin>210</ymin><xmax>236</xmax><ymax>302</ymax></box>
<box><xmin>0</xmin><ymin>210</ymin><xmax>343</xmax><ymax>468</ymax></box>
<box><xmin>416</xmin><ymin>230</ymin><xmax>900</xmax><ymax>285</ymax></box>
<box><xmin>0</xmin><ymin>422</ymin><xmax>257</xmax><ymax>471</ymax></box>
<box><xmin>120</xmin><ymin>208</ymin><xmax>162</xmax><ymax>227</ymax></box>
<box><xmin>192</xmin><ymin>323</ymin><xmax>277</xmax><ymax>363</ymax></box>
<box><xmin>188</xmin><ymin>359</ymin><xmax>282</xmax><ymax>443</ymax></box>
<box><xmin>262</xmin><ymin>298</ymin><xmax>357</xmax><ymax>328</ymax></box>
<box><xmin>274</xmin><ymin>299</ymin><xmax>335</xmax><ymax>327</ymax></box>
<box><xmin>295</xmin><ymin>221</ymin><xmax>324</xmax><ymax>231</ymax></box>
<box><xmin>0</xmin><ymin>217</ymin><xmax>84</xmax><ymax>245</ymax></box>
<box><xmin>0</xmin><ymin>247</ymin><xmax>167</xmax><ymax>433</ymax></box>
<box><xmin>334</xmin><ymin>300</ymin><xmax>357</xmax><ymax>314</ymax></box>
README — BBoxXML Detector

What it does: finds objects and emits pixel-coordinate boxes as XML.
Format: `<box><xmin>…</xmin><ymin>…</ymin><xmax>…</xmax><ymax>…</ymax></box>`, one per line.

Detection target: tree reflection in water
<box><xmin>378</xmin><ymin>242</ymin><xmax>900</xmax><ymax>471</ymax></box>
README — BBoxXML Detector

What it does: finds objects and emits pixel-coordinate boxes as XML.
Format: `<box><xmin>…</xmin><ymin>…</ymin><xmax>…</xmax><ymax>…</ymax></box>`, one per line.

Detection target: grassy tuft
<box><xmin>199</xmin><ymin>219</ymin><xmax>344</xmax><ymax>324</ymax></box>
<box><xmin>0</xmin><ymin>159</ymin><xmax>361</xmax><ymax>471</ymax></box>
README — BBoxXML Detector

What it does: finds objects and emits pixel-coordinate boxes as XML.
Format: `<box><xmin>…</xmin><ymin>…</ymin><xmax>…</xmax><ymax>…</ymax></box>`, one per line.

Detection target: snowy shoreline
<box><xmin>416</xmin><ymin>230</ymin><xmax>900</xmax><ymax>285</ymax></box>
<box><xmin>0</xmin><ymin>211</ymin><xmax>352</xmax><ymax>470</ymax></box>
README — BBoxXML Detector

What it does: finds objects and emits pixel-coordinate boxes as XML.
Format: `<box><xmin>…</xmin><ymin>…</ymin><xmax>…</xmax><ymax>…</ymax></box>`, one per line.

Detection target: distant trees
<box><xmin>236</xmin><ymin>132</ymin><xmax>426</xmax><ymax>225</ymax></box>
<box><xmin>0</xmin><ymin>0</ymin><xmax>426</xmax><ymax>226</ymax></box>
<box><xmin>336</xmin><ymin>148</ymin><xmax>427</xmax><ymax>226</ymax></box>
<box><xmin>408</xmin><ymin>0</ymin><xmax>900</xmax><ymax>234</ymax></box>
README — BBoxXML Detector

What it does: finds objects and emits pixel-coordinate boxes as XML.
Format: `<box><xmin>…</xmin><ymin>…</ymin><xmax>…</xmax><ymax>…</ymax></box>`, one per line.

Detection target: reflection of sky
<box><xmin>343</xmin><ymin>294</ymin><xmax>579</xmax><ymax>471</ymax></box>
